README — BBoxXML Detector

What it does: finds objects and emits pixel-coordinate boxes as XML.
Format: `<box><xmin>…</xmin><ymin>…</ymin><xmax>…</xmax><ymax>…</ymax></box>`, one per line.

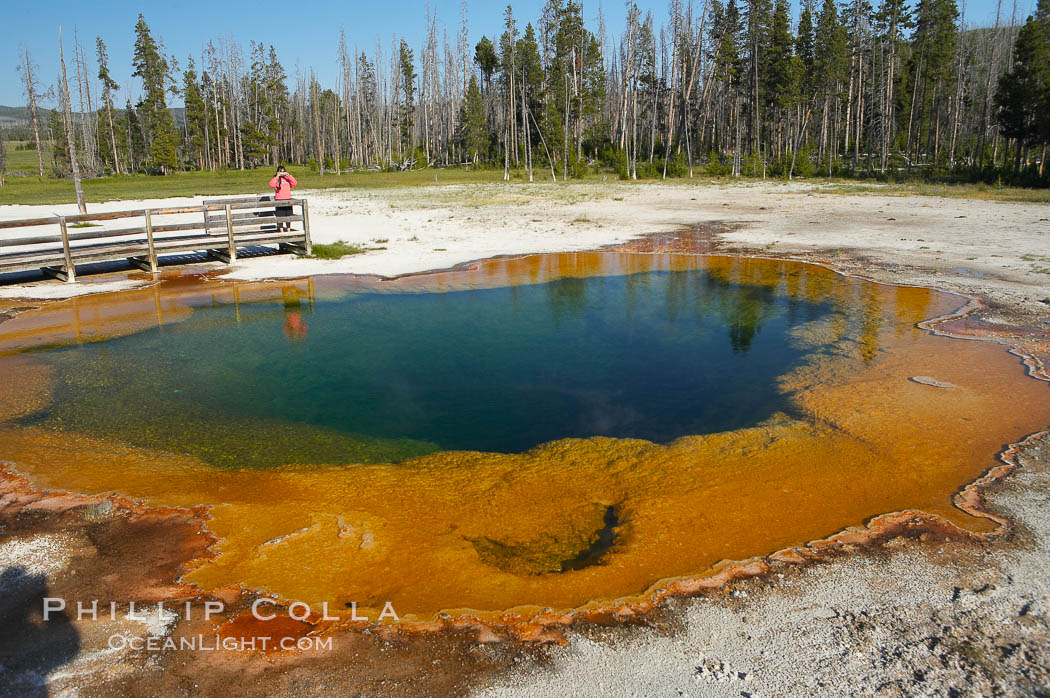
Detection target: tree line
<box><xmin>11</xmin><ymin>0</ymin><xmax>1050</xmax><ymax>190</ymax></box>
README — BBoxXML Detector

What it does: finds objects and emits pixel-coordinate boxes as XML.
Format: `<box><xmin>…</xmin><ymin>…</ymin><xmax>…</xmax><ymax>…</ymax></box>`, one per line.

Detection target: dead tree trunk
<box><xmin>19</xmin><ymin>46</ymin><xmax>46</xmax><ymax>177</ymax></box>
<box><xmin>58</xmin><ymin>28</ymin><xmax>86</xmax><ymax>214</ymax></box>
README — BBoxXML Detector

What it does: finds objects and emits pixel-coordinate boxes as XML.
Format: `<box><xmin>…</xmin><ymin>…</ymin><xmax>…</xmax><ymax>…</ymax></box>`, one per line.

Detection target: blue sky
<box><xmin>2</xmin><ymin>0</ymin><xmax>1035</xmax><ymax>106</ymax></box>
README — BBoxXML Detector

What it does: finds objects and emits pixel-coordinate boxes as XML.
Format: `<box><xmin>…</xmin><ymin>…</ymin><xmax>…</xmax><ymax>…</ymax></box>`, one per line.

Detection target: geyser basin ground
<box><xmin>0</xmin><ymin>252</ymin><xmax>1048</xmax><ymax>623</ymax></box>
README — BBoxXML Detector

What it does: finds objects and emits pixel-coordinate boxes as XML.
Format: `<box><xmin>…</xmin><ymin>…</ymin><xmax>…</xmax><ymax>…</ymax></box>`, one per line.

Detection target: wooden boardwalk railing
<box><xmin>0</xmin><ymin>196</ymin><xmax>312</xmax><ymax>283</ymax></box>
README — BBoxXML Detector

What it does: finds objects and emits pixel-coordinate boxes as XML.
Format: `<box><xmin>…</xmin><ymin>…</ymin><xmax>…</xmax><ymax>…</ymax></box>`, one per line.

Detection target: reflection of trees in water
<box><xmin>724</xmin><ymin>288</ymin><xmax>778</xmax><ymax>354</ymax></box>
<box><xmin>858</xmin><ymin>285</ymin><xmax>884</xmax><ymax>363</ymax></box>
<box><xmin>663</xmin><ymin>268</ymin><xmax>688</xmax><ymax>325</ymax></box>
<box><xmin>728</xmin><ymin>300</ymin><xmax>763</xmax><ymax>352</ymax></box>
<box><xmin>546</xmin><ymin>276</ymin><xmax>590</xmax><ymax>325</ymax></box>
<box><xmin>894</xmin><ymin>285</ymin><xmax>934</xmax><ymax>337</ymax></box>
<box><xmin>622</xmin><ymin>270</ymin><xmax>651</xmax><ymax>324</ymax></box>
<box><xmin>544</xmin><ymin>257</ymin><xmax>936</xmax><ymax>362</ymax></box>
<box><xmin>546</xmin><ymin>258</ymin><xmax>809</xmax><ymax>355</ymax></box>
<box><xmin>0</xmin><ymin>567</ymin><xmax>80</xmax><ymax>697</ymax></box>
<box><xmin>695</xmin><ymin>258</ymin><xmax>933</xmax><ymax>358</ymax></box>
<box><xmin>696</xmin><ymin>260</ymin><xmax>782</xmax><ymax>355</ymax></box>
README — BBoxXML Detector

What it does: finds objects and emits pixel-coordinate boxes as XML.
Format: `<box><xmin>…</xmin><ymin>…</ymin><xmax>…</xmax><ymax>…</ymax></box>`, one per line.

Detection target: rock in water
<box><xmin>910</xmin><ymin>376</ymin><xmax>958</xmax><ymax>389</ymax></box>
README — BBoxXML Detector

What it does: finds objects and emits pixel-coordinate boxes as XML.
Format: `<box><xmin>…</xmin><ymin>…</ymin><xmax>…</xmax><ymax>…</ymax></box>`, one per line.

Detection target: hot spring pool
<box><xmin>1</xmin><ymin>252</ymin><xmax>1047</xmax><ymax>621</ymax></box>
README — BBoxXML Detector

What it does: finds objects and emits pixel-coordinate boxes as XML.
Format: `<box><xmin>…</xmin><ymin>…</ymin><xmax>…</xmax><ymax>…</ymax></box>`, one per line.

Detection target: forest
<box><xmin>7</xmin><ymin>0</ymin><xmax>1050</xmax><ymax>190</ymax></box>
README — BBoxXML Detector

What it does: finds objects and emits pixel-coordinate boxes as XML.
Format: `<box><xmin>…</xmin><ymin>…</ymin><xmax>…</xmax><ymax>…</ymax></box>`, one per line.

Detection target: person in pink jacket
<box><xmin>269</xmin><ymin>166</ymin><xmax>297</xmax><ymax>231</ymax></box>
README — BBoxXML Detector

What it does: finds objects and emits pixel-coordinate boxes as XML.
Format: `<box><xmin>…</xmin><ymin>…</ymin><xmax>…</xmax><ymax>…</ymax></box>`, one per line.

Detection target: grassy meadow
<box><xmin>2</xmin><ymin>141</ymin><xmax>1048</xmax><ymax>208</ymax></box>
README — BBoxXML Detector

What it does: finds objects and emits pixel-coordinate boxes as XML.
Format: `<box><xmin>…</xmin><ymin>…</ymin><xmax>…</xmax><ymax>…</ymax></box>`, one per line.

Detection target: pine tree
<box><xmin>200</xmin><ymin>70</ymin><xmax>217</xmax><ymax>169</ymax></box>
<box><xmin>131</xmin><ymin>14</ymin><xmax>178</xmax><ymax>173</ymax></box>
<box><xmin>124</xmin><ymin>98</ymin><xmax>147</xmax><ymax>172</ymax></box>
<box><xmin>47</xmin><ymin>109</ymin><xmax>70</xmax><ymax>175</ymax></box>
<box><xmin>744</xmin><ymin>0</ymin><xmax>774</xmax><ymax>158</ymax></box>
<box><xmin>96</xmin><ymin>37</ymin><xmax>122</xmax><ymax>174</ymax></box>
<box><xmin>579</xmin><ymin>23</ymin><xmax>607</xmax><ymax>154</ymax></box>
<box><xmin>814</xmin><ymin>0</ymin><xmax>849</xmax><ymax>169</ymax></box>
<box><xmin>357</xmin><ymin>52</ymin><xmax>379</xmax><ymax>163</ymax></box>
<box><xmin>1038</xmin><ymin>0</ymin><xmax>1050</xmax><ymax>153</ymax></box>
<box><xmin>460</xmin><ymin>74</ymin><xmax>488</xmax><ymax>163</ymax></box>
<box><xmin>796</xmin><ymin>1</ymin><xmax>816</xmax><ymax>94</ymax></box>
<box><xmin>910</xmin><ymin>0</ymin><xmax>959</xmax><ymax>163</ymax></box>
<box><xmin>183</xmin><ymin>57</ymin><xmax>207</xmax><ymax>169</ymax></box>
<box><xmin>549</xmin><ymin>0</ymin><xmax>580</xmax><ymax>172</ymax></box>
<box><xmin>264</xmin><ymin>47</ymin><xmax>289</xmax><ymax>166</ymax></box>
<box><xmin>240</xmin><ymin>42</ymin><xmax>277</xmax><ymax>167</ymax></box>
<box><xmin>517</xmin><ymin>23</ymin><xmax>545</xmax><ymax>179</ymax></box>
<box><xmin>499</xmin><ymin>5</ymin><xmax>519</xmax><ymax>169</ymax></box>
<box><xmin>712</xmin><ymin>0</ymin><xmax>744</xmax><ymax>88</ymax></box>
<box><xmin>765</xmin><ymin>0</ymin><xmax>798</xmax><ymax>114</ymax></box>
<box><xmin>548</xmin><ymin>1</ymin><xmax>600</xmax><ymax>173</ymax></box>
<box><xmin>872</xmin><ymin>0</ymin><xmax>911</xmax><ymax>170</ymax></box>
<box><xmin>398</xmin><ymin>39</ymin><xmax>417</xmax><ymax>153</ymax></box>
<box><xmin>474</xmin><ymin>37</ymin><xmax>498</xmax><ymax>94</ymax></box>
<box><xmin>995</xmin><ymin>0</ymin><xmax>1050</xmax><ymax>173</ymax></box>
<box><xmin>517</xmin><ymin>23</ymin><xmax>544</xmax><ymax>123</ymax></box>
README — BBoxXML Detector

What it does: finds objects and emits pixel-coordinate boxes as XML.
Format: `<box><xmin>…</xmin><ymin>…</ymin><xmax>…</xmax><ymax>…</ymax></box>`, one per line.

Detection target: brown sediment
<box><xmin>603</xmin><ymin>221</ymin><xmax>741</xmax><ymax>255</ymax></box>
<box><xmin>0</xmin><ymin>469</ymin><xmax>215</xmax><ymax>605</ymax></box>
<box><xmin>0</xmin><ymin>252</ymin><xmax>1048</xmax><ymax>643</ymax></box>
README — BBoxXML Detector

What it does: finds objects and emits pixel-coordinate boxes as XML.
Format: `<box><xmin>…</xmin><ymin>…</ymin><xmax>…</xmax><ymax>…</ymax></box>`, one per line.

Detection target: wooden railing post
<box><xmin>202</xmin><ymin>204</ymin><xmax>210</xmax><ymax>235</ymax></box>
<box><xmin>224</xmin><ymin>203</ymin><xmax>237</xmax><ymax>263</ymax></box>
<box><xmin>301</xmin><ymin>199</ymin><xmax>313</xmax><ymax>256</ymax></box>
<box><xmin>58</xmin><ymin>216</ymin><xmax>76</xmax><ymax>283</ymax></box>
<box><xmin>144</xmin><ymin>209</ymin><xmax>158</xmax><ymax>272</ymax></box>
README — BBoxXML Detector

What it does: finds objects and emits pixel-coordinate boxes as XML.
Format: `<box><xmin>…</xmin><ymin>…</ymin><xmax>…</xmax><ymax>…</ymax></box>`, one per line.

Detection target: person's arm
<box><xmin>285</xmin><ymin>174</ymin><xmax>297</xmax><ymax>188</ymax></box>
<box><xmin>269</xmin><ymin>175</ymin><xmax>281</xmax><ymax>190</ymax></box>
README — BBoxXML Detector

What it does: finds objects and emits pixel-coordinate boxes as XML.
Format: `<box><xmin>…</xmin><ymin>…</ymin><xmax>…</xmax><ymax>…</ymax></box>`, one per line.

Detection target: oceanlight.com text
<box><xmin>107</xmin><ymin>634</ymin><xmax>333</xmax><ymax>652</ymax></box>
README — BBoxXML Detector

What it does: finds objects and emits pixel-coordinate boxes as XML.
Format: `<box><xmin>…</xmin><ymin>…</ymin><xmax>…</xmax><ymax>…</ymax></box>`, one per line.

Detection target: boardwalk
<box><xmin>0</xmin><ymin>196</ymin><xmax>312</xmax><ymax>283</ymax></box>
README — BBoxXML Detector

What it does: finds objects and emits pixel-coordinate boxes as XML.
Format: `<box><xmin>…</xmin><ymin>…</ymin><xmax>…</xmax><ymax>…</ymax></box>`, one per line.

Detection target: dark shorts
<box><xmin>275</xmin><ymin>203</ymin><xmax>293</xmax><ymax>218</ymax></box>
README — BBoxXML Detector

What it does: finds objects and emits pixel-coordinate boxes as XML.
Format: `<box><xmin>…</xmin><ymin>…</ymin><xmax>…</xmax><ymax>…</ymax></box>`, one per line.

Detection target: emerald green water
<box><xmin>28</xmin><ymin>268</ymin><xmax>833</xmax><ymax>468</ymax></box>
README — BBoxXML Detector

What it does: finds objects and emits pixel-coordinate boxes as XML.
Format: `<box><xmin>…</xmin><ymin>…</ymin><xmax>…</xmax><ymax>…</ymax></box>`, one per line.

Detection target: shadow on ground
<box><xmin>0</xmin><ymin>244</ymin><xmax>286</xmax><ymax>287</ymax></box>
<box><xmin>0</xmin><ymin>566</ymin><xmax>80</xmax><ymax>697</ymax></box>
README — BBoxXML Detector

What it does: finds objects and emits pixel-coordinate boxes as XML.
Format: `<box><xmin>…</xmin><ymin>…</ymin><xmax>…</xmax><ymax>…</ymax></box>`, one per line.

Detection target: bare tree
<box><xmin>17</xmin><ymin>45</ymin><xmax>47</xmax><ymax>177</ymax></box>
<box><xmin>58</xmin><ymin>27</ymin><xmax>87</xmax><ymax>213</ymax></box>
<box><xmin>73</xmin><ymin>30</ymin><xmax>100</xmax><ymax>175</ymax></box>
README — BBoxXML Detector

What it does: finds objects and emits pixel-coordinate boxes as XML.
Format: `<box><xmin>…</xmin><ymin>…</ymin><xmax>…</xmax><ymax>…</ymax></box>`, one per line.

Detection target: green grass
<box><xmin>309</xmin><ymin>240</ymin><xmax>365</xmax><ymax>259</ymax></box>
<box><xmin>1</xmin><ymin>142</ymin><xmax>1046</xmax><ymax>206</ymax></box>
<box><xmin>798</xmin><ymin>181</ymin><xmax>1050</xmax><ymax>204</ymax></box>
<box><xmin>2</xmin><ymin>141</ymin><xmax>42</xmax><ymax>174</ymax></box>
<box><xmin>0</xmin><ymin>156</ymin><xmax>508</xmax><ymax>206</ymax></box>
